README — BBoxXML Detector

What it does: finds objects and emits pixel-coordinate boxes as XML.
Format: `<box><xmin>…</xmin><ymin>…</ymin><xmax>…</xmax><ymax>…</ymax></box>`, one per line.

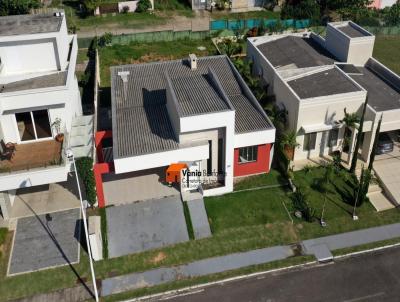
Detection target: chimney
<box><xmin>117</xmin><ymin>71</ymin><xmax>130</xmax><ymax>83</ymax></box>
<box><xmin>117</xmin><ymin>71</ymin><xmax>130</xmax><ymax>100</ymax></box>
<box><xmin>189</xmin><ymin>54</ymin><xmax>197</xmax><ymax>70</ymax></box>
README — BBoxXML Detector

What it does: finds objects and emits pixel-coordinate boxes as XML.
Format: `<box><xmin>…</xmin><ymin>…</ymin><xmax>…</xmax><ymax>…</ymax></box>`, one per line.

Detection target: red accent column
<box><xmin>94</xmin><ymin>130</ymin><xmax>114</xmax><ymax>208</ymax></box>
<box><xmin>94</xmin><ymin>162</ymin><xmax>114</xmax><ymax>208</ymax></box>
<box><xmin>233</xmin><ymin>144</ymin><xmax>271</xmax><ymax>177</ymax></box>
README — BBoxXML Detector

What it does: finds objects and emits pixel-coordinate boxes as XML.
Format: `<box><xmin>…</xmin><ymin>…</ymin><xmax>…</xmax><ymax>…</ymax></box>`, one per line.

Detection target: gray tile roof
<box><xmin>349</xmin><ymin>67</ymin><xmax>400</xmax><ymax>112</ymax></box>
<box><xmin>257</xmin><ymin>36</ymin><xmax>335</xmax><ymax>69</ymax></box>
<box><xmin>0</xmin><ymin>13</ymin><xmax>63</xmax><ymax>36</ymax></box>
<box><xmin>171</xmin><ymin>74</ymin><xmax>230</xmax><ymax>116</ymax></box>
<box><xmin>111</xmin><ymin>56</ymin><xmax>273</xmax><ymax>159</ymax></box>
<box><xmin>0</xmin><ymin>71</ymin><xmax>67</xmax><ymax>93</ymax></box>
<box><xmin>337</xmin><ymin>24</ymin><xmax>368</xmax><ymax>38</ymax></box>
<box><xmin>287</xmin><ymin>68</ymin><xmax>362</xmax><ymax>99</ymax></box>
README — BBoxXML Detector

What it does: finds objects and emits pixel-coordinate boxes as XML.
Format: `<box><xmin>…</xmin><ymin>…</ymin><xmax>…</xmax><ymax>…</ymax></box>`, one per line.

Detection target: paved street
<box><xmin>166</xmin><ymin>246</ymin><xmax>400</xmax><ymax>302</ymax></box>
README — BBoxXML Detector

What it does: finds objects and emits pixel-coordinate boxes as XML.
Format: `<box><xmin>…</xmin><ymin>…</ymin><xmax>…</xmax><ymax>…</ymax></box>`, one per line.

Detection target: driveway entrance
<box><xmin>102</xmin><ymin>167</ymin><xmax>179</xmax><ymax>205</ymax></box>
<box><xmin>374</xmin><ymin>135</ymin><xmax>400</xmax><ymax>206</ymax></box>
<box><xmin>8</xmin><ymin>208</ymin><xmax>81</xmax><ymax>275</ymax></box>
<box><xmin>106</xmin><ymin>196</ymin><xmax>189</xmax><ymax>258</ymax></box>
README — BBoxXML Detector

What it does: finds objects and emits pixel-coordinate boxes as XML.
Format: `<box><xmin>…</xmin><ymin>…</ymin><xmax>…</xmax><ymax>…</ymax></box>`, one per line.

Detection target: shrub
<box><xmin>79</xmin><ymin>71</ymin><xmax>91</xmax><ymax>87</ymax></box>
<box><xmin>122</xmin><ymin>5</ymin><xmax>130</xmax><ymax>13</ymax></box>
<box><xmin>292</xmin><ymin>188</ymin><xmax>315</xmax><ymax>222</ymax></box>
<box><xmin>136</xmin><ymin>0</ymin><xmax>152</xmax><ymax>13</ymax></box>
<box><xmin>98</xmin><ymin>32</ymin><xmax>113</xmax><ymax>47</ymax></box>
<box><xmin>76</xmin><ymin>157</ymin><xmax>97</xmax><ymax>207</ymax></box>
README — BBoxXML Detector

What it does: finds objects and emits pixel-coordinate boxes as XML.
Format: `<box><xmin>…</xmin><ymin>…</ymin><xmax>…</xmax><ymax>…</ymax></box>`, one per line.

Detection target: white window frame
<box><xmin>14</xmin><ymin>110</ymin><xmax>53</xmax><ymax>143</ymax></box>
<box><xmin>239</xmin><ymin>145</ymin><xmax>258</xmax><ymax>164</ymax></box>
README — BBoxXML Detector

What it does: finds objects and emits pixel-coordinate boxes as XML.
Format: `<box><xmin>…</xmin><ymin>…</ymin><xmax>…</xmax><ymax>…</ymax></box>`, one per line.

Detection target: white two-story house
<box><xmin>0</xmin><ymin>12</ymin><xmax>93</xmax><ymax>224</ymax></box>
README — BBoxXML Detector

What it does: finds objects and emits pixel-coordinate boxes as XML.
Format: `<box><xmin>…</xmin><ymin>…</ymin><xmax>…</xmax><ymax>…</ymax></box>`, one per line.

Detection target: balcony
<box><xmin>0</xmin><ymin>140</ymin><xmax>63</xmax><ymax>173</ymax></box>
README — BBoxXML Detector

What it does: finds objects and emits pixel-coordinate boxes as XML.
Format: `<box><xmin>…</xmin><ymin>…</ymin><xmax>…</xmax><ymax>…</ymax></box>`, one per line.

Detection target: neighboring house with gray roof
<box><xmin>95</xmin><ymin>55</ymin><xmax>275</xmax><ymax>202</ymax></box>
<box><xmin>248</xmin><ymin>21</ymin><xmax>400</xmax><ymax>167</ymax></box>
<box><xmin>0</xmin><ymin>12</ymin><xmax>91</xmax><ymax>224</ymax></box>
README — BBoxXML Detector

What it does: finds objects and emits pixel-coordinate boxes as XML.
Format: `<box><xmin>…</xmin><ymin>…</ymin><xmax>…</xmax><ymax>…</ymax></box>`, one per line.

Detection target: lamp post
<box><xmin>66</xmin><ymin>149</ymin><xmax>99</xmax><ymax>302</ymax></box>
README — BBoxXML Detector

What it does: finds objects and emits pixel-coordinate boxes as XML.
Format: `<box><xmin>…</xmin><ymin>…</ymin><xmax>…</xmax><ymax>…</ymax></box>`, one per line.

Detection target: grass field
<box><xmin>373</xmin><ymin>35</ymin><xmax>400</xmax><ymax>75</ymax></box>
<box><xmin>99</xmin><ymin>39</ymin><xmax>217</xmax><ymax>87</ymax></box>
<box><xmin>234</xmin><ymin>169</ymin><xmax>286</xmax><ymax>191</ymax></box>
<box><xmin>51</xmin><ymin>0</ymin><xmax>190</xmax><ymax>31</ymax></box>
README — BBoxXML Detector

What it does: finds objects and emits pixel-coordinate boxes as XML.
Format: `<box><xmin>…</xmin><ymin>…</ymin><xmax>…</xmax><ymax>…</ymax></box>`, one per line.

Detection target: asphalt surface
<box><xmin>164</xmin><ymin>246</ymin><xmax>400</xmax><ymax>302</ymax></box>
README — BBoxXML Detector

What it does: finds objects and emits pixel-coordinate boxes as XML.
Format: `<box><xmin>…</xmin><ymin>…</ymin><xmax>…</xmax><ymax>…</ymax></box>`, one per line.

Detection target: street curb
<box><xmin>120</xmin><ymin>242</ymin><xmax>400</xmax><ymax>302</ymax></box>
<box><xmin>120</xmin><ymin>260</ymin><xmax>318</xmax><ymax>302</ymax></box>
<box><xmin>334</xmin><ymin>241</ymin><xmax>400</xmax><ymax>260</ymax></box>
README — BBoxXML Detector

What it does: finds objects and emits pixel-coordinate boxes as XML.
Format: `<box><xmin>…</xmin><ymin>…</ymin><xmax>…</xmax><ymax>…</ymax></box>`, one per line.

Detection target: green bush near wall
<box><xmin>75</xmin><ymin>157</ymin><xmax>97</xmax><ymax>206</ymax></box>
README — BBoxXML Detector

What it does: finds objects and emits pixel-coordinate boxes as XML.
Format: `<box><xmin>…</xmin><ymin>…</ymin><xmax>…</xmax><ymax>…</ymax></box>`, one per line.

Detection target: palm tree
<box><xmin>351</xmin><ymin>96</ymin><xmax>370</xmax><ymax>173</ymax></box>
<box><xmin>280</xmin><ymin>130</ymin><xmax>299</xmax><ymax>162</ymax></box>
<box><xmin>342</xmin><ymin>108</ymin><xmax>360</xmax><ymax>153</ymax></box>
<box><xmin>266</xmin><ymin>105</ymin><xmax>287</xmax><ymax>134</ymax></box>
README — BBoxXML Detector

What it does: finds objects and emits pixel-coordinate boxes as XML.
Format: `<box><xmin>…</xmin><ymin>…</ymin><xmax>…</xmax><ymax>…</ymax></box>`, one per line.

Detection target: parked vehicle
<box><xmin>376</xmin><ymin>132</ymin><xmax>394</xmax><ymax>154</ymax></box>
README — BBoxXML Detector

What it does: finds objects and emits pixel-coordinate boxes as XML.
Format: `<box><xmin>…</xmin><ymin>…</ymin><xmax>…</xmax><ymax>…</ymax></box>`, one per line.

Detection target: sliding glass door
<box><xmin>15</xmin><ymin>110</ymin><xmax>52</xmax><ymax>142</ymax></box>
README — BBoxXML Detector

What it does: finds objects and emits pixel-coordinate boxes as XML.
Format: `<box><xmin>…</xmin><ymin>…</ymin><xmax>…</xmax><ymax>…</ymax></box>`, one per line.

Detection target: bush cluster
<box><xmin>76</xmin><ymin>157</ymin><xmax>97</xmax><ymax>206</ymax></box>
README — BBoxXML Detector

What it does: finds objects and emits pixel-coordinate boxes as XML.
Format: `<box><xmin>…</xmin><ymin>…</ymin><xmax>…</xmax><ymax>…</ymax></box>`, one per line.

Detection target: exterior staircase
<box><xmin>354</xmin><ymin>167</ymin><xmax>395</xmax><ymax>212</ymax></box>
<box><xmin>367</xmin><ymin>181</ymin><xmax>395</xmax><ymax>212</ymax></box>
<box><xmin>69</xmin><ymin>115</ymin><xmax>94</xmax><ymax>158</ymax></box>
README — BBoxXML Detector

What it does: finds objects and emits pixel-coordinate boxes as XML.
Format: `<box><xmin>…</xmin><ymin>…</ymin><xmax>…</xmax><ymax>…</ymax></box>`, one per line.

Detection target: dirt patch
<box><xmin>131</xmin><ymin>53</ymin><xmax>176</xmax><ymax>64</ymax></box>
<box><xmin>282</xmin><ymin>222</ymin><xmax>300</xmax><ymax>242</ymax></box>
<box><xmin>150</xmin><ymin>251</ymin><xmax>167</xmax><ymax>264</ymax></box>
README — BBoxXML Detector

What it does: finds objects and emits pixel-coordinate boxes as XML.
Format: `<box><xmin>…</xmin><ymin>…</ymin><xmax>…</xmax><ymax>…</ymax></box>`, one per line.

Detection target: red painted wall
<box><xmin>94</xmin><ymin>130</ymin><xmax>114</xmax><ymax>208</ymax></box>
<box><xmin>233</xmin><ymin>144</ymin><xmax>271</xmax><ymax>177</ymax></box>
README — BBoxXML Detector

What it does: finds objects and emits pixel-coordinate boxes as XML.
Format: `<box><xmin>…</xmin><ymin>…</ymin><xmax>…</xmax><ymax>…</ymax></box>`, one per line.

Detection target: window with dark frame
<box><xmin>239</xmin><ymin>146</ymin><xmax>258</xmax><ymax>163</ymax></box>
<box><xmin>303</xmin><ymin>132</ymin><xmax>317</xmax><ymax>151</ymax></box>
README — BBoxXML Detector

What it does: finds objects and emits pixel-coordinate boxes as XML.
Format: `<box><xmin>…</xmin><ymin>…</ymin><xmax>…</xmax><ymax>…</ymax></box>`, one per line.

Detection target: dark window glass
<box><xmin>32</xmin><ymin>110</ymin><xmax>52</xmax><ymax>138</ymax></box>
<box><xmin>207</xmin><ymin>140</ymin><xmax>212</xmax><ymax>175</ymax></box>
<box><xmin>16</xmin><ymin>112</ymin><xmax>35</xmax><ymax>141</ymax></box>
<box><xmin>329</xmin><ymin>129</ymin><xmax>339</xmax><ymax>147</ymax></box>
<box><xmin>239</xmin><ymin>146</ymin><xmax>258</xmax><ymax>163</ymax></box>
<box><xmin>304</xmin><ymin>132</ymin><xmax>317</xmax><ymax>151</ymax></box>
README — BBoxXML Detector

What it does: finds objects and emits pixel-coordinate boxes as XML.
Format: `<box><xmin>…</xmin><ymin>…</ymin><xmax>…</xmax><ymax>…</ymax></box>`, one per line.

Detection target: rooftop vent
<box><xmin>117</xmin><ymin>71</ymin><xmax>130</xmax><ymax>83</ymax></box>
<box><xmin>189</xmin><ymin>54</ymin><xmax>197</xmax><ymax>70</ymax></box>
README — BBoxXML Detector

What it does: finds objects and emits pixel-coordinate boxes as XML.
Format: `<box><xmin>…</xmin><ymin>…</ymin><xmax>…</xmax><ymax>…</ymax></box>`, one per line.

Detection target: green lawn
<box><xmin>51</xmin><ymin>0</ymin><xmax>193</xmax><ymax>32</ymax></box>
<box><xmin>373</xmin><ymin>35</ymin><xmax>400</xmax><ymax>75</ymax></box>
<box><xmin>1</xmin><ymin>166</ymin><xmax>400</xmax><ymax>301</ymax></box>
<box><xmin>99</xmin><ymin>39</ymin><xmax>217</xmax><ymax>87</ymax></box>
<box><xmin>292</xmin><ymin>167</ymin><xmax>400</xmax><ymax>240</ymax></box>
<box><xmin>234</xmin><ymin>169</ymin><xmax>287</xmax><ymax>191</ymax></box>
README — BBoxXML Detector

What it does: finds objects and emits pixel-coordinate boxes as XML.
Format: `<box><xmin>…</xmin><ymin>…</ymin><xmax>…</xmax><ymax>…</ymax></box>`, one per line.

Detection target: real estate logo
<box><xmin>166</xmin><ymin>163</ymin><xmax>226</xmax><ymax>189</ymax></box>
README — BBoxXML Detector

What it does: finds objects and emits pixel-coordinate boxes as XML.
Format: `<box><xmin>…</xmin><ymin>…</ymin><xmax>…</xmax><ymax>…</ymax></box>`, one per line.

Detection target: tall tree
<box><xmin>0</xmin><ymin>0</ymin><xmax>40</xmax><ymax>16</ymax></box>
<box><xmin>350</xmin><ymin>96</ymin><xmax>369</xmax><ymax>173</ymax></box>
<box><xmin>367</xmin><ymin>115</ymin><xmax>383</xmax><ymax>172</ymax></box>
<box><xmin>320</xmin><ymin>163</ymin><xmax>334</xmax><ymax>226</ymax></box>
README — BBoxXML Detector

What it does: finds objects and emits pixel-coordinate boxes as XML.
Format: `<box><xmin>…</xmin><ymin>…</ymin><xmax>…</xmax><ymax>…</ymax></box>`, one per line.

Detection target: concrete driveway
<box><xmin>8</xmin><ymin>208</ymin><xmax>81</xmax><ymax>275</ymax></box>
<box><xmin>374</xmin><ymin>156</ymin><xmax>400</xmax><ymax>206</ymax></box>
<box><xmin>106</xmin><ymin>196</ymin><xmax>189</xmax><ymax>258</ymax></box>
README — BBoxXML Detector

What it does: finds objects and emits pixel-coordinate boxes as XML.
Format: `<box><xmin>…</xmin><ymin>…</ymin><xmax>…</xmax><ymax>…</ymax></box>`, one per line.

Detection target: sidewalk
<box><xmin>101</xmin><ymin>246</ymin><xmax>293</xmax><ymax>296</ymax></box>
<box><xmin>101</xmin><ymin>223</ymin><xmax>400</xmax><ymax>297</ymax></box>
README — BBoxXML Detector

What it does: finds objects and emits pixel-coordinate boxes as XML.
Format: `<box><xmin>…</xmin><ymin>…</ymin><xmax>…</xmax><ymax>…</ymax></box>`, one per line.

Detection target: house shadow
<box><xmin>142</xmin><ymin>88</ymin><xmax>179</xmax><ymax>142</ymax></box>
